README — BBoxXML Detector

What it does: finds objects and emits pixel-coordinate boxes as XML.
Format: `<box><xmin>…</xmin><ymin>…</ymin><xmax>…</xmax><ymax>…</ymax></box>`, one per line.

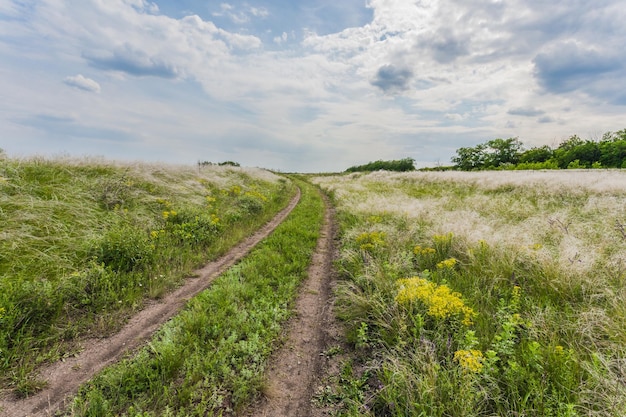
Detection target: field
<box><xmin>1</xmin><ymin>157</ymin><xmax>625</xmax><ymax>417</ymax></box>
<box><xmin>311</xmin><ymin>170</ymin><xmax>626</xmax><ymax>416</ymax></box>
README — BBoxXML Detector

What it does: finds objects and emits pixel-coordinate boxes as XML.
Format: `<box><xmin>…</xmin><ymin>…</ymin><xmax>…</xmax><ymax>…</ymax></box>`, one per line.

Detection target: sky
<box><xmin>1</xmin><ymin>0</ymin><xmax>625</xmax><ymax>172</ymax></box>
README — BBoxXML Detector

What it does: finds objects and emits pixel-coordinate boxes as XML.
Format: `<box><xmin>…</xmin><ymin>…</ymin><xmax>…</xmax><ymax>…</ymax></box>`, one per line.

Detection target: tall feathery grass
<box><xmin>311</xmin><ymin>170</ymin><xmax>626</xmax><ymax>416</ymax></box>
<box><xmin>0</xmin><ymin>156</ymin><xmax>294</xmax><ymax>395</ymax></box>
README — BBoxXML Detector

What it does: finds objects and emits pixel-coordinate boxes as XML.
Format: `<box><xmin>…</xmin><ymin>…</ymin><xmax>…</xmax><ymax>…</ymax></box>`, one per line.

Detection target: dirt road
<box><xmin>244</xmin><ymin>191</ymin><xmax>339</xmax><ymax>417</ymax></box>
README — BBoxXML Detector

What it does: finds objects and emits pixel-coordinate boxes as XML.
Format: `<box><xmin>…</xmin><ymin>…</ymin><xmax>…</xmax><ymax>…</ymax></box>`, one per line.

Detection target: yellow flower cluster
<box><xmin>156</xmin><ymin>198</ymin><xmax>172</xmax><ymax>208</ymax></box>
<box><xmin>245</xmin><ymin>190</ymin><xmax>268</xmax><ymax>202</ymax></box>
<box><xmin>150</xmin><ymin>229</ymin><xmax>166</xmax><ymax>239</ymax></box>
<box><xmin>222</xmin><ymin>185</ymin><xmax>242</xmax><ymax>196</ymax></box>
<box><xmin>210</xmin><ymin>214</ymin><xmax>220</xmax><ymax>225</ymax></box>
<box><xmin>205</xmin><ymin>196</ymin><xmax>217</xmax><ymax>204</ymax></box>
<box><xmin>0</xmin><ymin>306</ymin><xmax>5</xmax><ymax>319</ymax></box>
<box><xmin>432</xmin><ymin>232</ymin><xmax>454</xmax><ymax>245</ymax></box>
<box><xmin>356</xmin><ymin>231</ymin><xmax>386</xmax><ymax>251</ymax></box>
<box><xmin>436</xmin><ymin>258</ymin><xmax>457</xmax><ymax>269</ymax></box>
<box><xmin>367</xmin><ymin>215</ymin><xmax>383</xmax><ymax>223</ymax></box>
<box><xmin>162</xmin><ymin>210</ymin><xmax>178</xmax><ymax>220</ymax></box>
<box><xmin>413</xmin><ymin>245</ymin><xmax>436</xmax><ymax>256</ymax></box>
<box><xmin>454</xmin><ymin>349</ymin><xmax>484</xmax><ymax>373</ymax></box>
<box><xmin>396</xmin><ymin>277</ymin><xmax>475</xmax><ymax>326</ymax></box>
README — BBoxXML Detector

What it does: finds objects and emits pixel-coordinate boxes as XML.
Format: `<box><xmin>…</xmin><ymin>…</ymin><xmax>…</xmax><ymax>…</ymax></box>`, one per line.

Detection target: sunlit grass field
<box><xmin>312</xmin><ymin>170</ymin><xmax>626</xmax><ymax>417</ymax></box>
<box><xmin>0</xmin><ymin>156</ymin><xmax>294</xmax><ymax>396</ymax></box>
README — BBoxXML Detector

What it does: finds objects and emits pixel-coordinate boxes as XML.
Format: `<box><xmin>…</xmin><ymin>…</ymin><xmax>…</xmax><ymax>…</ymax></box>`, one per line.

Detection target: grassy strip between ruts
<box><xmin>65</xmin><ymin>177</ymin><xmax>324</xmax><ymax>417</ymax></box>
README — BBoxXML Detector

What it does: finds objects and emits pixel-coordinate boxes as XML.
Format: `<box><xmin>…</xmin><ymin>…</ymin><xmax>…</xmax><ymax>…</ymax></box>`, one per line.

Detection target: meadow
<box><xmin>0</xmin><ymin>156</ymin><xmax>295</xmax><ymax>397</ymax></box>
<box><xmin>2</xmin><ymin>156</ymin><xmax>625</xmax><ymax>417</ymax></box>
<box><xmin>311</xmin><ymin>170</ymin><xmax>626</xmax><ymax>417</ymax></box>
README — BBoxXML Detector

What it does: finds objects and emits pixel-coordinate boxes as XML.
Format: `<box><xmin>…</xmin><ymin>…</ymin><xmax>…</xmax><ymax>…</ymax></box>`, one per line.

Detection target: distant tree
<box><xmin>599</xmin><ymin>130</ymin><xmax>626</xmax><ymax>168</ymax></box>
<box><xmin>519</xmin><ymin>145</ymin><xmax>553</xmax><ymax>164</ymax></box>
<box><xmin>451</xmin><ymin>144</ymin><xmax>487</xmax><ymax>170</ymax></box>
<box><xmin>218</xmin><ymin>161</ymin><xmax>241</xmax><ymax>167</ymax></box>
<box><xmin>553</xmin><ymin>135</ymin><xmax>600</xmax><ymax>168</ymax></box>
<box><xmin>346</xmin><ymin>158</ymin><xmax>416</xmax><ymax>172</ymax></box>
<box><xmin>197</xmin><ymin>160</ymin><xmax>241</xmax><ymax>168</ymax></box>
<box><xmin>483</xmin><ymin>138</ymin><xmax>523</xmax><ymax>168</ymax></box>
<box><xmin>452</xmin><ymin>138</ymin><xmax>522</xmax><ymax>170</ymax></box>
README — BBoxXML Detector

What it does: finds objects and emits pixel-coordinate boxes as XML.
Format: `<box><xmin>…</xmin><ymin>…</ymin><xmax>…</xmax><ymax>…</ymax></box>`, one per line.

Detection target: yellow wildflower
<box><xmin>396</xmin><ymin>277</ymin><xmax>475</xmax><ymax>326</ymax></box>
<box><xmin>454</xmin><ymin>349</ymin><xmax>484</xmax><ymax>373</ymax></box>
<box><xmin>162</xmin><ymin>210</ymin><xmax>177</xmax><ymax>220</ymax></box>
<box><xmin>433</xmin><ymin>232</ymin><xmax>453</xmax><ymax>245</ymax></box>
<box><xmin>413</xmin><ymin>245</ymin><xmax>436</xmax><ymax>256</ymax></box>
<box><xmin>356</xmin><ymin>231</ymin><xmax>386</xmax><ymax>250</ymax></box>
<box><xmin>436</xmin><ymin>258</ymin><xmax>457</xmax><ymax>269</ymax></box>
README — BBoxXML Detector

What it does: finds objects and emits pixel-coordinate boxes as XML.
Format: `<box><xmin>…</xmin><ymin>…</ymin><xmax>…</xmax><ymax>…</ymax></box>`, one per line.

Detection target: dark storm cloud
<box><xmin>371</xmin><ymin>64</ymin><xmax>414</xmax><ymax>93</ymax></box>
<box><xmin>508</xmin><ymin>107</ymin><xmax>545</xmax><ymax>117</ymax></box>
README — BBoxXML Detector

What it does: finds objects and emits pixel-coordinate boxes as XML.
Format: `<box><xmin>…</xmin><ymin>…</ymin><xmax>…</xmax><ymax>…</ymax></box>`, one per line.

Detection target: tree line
<box><xmin>346</xmin><ymin>157</ymin><xmax>416</xmax><ymax>172</ymax></box>
<box><xmin>451</xmin><ymin>129</ymin><xmax>626</xmax><ymax>171</ymax></box>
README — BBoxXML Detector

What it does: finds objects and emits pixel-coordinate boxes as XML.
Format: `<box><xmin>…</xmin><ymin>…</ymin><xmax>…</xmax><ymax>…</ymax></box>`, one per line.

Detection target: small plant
<box><xmin>355</xmin><ymin>231</ymin><xmax>386</xmax><ymax>251</ymax></box>
<box><xmin>355</xmin><ymin>322</ymin><xmax>369</xmax><ymax>349</ymax></box>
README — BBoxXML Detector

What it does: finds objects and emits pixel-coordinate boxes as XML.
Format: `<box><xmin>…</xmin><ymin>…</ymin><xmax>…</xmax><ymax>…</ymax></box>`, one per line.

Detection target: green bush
<box><xmin>96</xmin><ymin>224</ymin><xmax>155</xmax><ymax>272</ymax></box>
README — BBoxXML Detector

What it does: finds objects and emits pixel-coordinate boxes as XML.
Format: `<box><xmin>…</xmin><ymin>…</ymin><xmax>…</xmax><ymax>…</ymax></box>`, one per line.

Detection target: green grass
<box><xmin>65</xmin><ymin>176</ymin><xmax>324</xmax><ymax>416</ymax></box>
<box><xmin>311</xmin><ymin>170</ymin><xmax>626</xmax><ymax>417</ymax></box>
<box><xmin>0</xmin><ymin>157</ymin><xmax>295</xmax><ymax>395</ymax></box>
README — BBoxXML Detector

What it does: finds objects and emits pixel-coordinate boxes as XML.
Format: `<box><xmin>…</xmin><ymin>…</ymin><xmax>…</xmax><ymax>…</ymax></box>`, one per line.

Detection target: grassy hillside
<box><xmin>311</xmin><ymin>170</ymin><xmax>626</xmax><ymax>417</ymax></box>
<box><xmin>0</xmin><ymin>156</ymin><xmax>295</xmax><ymax>395</ymax></box>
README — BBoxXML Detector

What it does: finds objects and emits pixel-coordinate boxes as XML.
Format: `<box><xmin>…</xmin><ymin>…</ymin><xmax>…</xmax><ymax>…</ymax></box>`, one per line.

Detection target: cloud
<box><xmin>533</xmin><ymin>41</ymin><xmax>621</xmax><ymax>94</ymax></box>
<box><xmin>508</xmin><ymin>107</ymin><xmax>544</xmax><ymax>117</ymax></box>
<box><xmin>126</xmin><ymin>0</ymin><xmax>159</xmax><ymax>14</ymax></box>
<box><xmin>538</xmin><ymin>115</ymin><xmax>555</xmax><ymax>124</ymax></box>
<box><xmin>212</xmin><ymin>3</ymin><xmax>269</xmax><ymax>24</ymax></box>
<box><xmin>63</xmin><ymin>74</ymin><xmax>101</xmax><ymax>92</ymax></box>
<box><xmin>371</xmin><ymin>64</ymin><xmax>414</xmax><ymax>93</ymax></box>
<box><xmin>426</xmin><ymin>31</ymin><xmax>470</xmax><ymax>64</ymax></box>
<box><xmin>83</xmin><ymin>44</ymin><xmax>179</xmax><ymax>79</ymax></box>
<box><xmin>274</xmin><ymin>31</ymin><xmax>288</xmax><ymax>44</ymax></box>
<box><xmin>18</xmin><ymin>113</ymin><xmax>134</xmax><ymax>142</ymax></box>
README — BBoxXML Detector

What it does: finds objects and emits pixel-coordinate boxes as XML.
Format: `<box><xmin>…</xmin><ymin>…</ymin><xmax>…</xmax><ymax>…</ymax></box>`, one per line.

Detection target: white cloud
<box><xmin>212</xmin><ymin>3</ymin><xmax>269</xmax><ymax>24</ymax></box>
<box><xmin>63</xmin><ymin>74</ymin><xmax>101</xmax><ymax>92</ymax></box>
<box><xmin>273</xmin><ymin>32</ymin><xmax>288</xmax><ymax>44</ymax></box>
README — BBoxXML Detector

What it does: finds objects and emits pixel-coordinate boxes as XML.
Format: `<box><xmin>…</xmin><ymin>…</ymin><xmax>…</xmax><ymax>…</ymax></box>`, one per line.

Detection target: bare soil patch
<box><xmin>243</xmin><ymin>190</ymin><xmax>341</xmax><ymax>417</ymax></box>
<box><xmin>0</xmin><ymin>190</ymin><xmax>300</xmax><ymax>417</ymax></box>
